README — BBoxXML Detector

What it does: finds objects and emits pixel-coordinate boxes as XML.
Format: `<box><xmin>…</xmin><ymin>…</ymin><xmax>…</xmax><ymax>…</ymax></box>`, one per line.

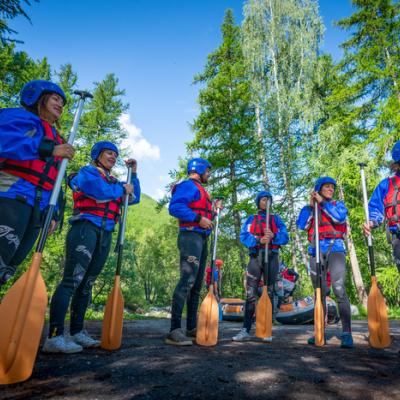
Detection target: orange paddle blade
<box><xmin>0</xmin><ymin>252</ymin><xmax>47</xmax><ymax>384</ymax></box>
<box><xmin>255</xmin><ymin>286</ymin><xmax>272</xmax><ymax>339</ymax></box>
<box><xmin>314</xmin><ymin>288</ymin><xmax>325</xmax><ymax>347</ymax></box>
<box><xmin>196</xmin><ymin>287</ymin><xmax>219</xmax><ymax>346</ymax></box>
<box><xmin>101</xmin><ymin>275</ymin><xmax>124</xmax><ymax>350</ymax></box>
<box><xmin>368</xmin><ymin>276</ymin><xmax>391</xmax><ymax>349</ymax></box>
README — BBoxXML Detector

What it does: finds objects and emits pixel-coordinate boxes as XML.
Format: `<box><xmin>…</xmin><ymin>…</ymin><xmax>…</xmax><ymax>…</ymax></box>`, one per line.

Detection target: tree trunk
<box><xmin>267</xmin><ymin>0</ymin><xmax>298</xmax><ymax>271</ymax></box>
<box><xmin>255</xmin><ymin>105</ymin><xmax>269</xmax><ymax>189</ymax></box>
<box><xmin>338</xmin><ymin>186</ymin><xmax>367</xmax><ymax>307</ymax></box>
<box><xmin>293</xmin><ymin>229</ymin><xmax>309</xmax><ymax>271</ymax></box>
<box><xmin>345</xmin><ymin>220</ymin><xmax>368</xmax><ymax>308</ymax></box>
<box><xmin>229</xmin><ymin>161</ymin><xmax>247</xmax><ymax>269</ymax></box>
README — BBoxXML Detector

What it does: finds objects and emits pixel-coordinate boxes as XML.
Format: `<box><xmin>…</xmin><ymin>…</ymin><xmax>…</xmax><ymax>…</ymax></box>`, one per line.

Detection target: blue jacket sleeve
<box><xmin>240</xmin><ymin>215</ymin><xmax>257</xmax><ymax>248</ymax></box>
<box><xmin>69</xmin><ymin>166</ymin><xmax>125</xmax><ymax>201</ymax></box>
<box><xmin>129</xmin><ymin>175</ymin><xmax>141</xmax><ymax>205</ymax></box>
<box><xmin>272</xmin><ymin>214</ymin><xmax>289</xmax><ymax>246</ymax></box>
<box><xmin>320</xmin><ymin>200</ymin><xmax>347</xmax><ymax>223</ymax></box>
<box><xmin>0</xmin><ymin>108</ymin><xmax>46</xmax><ymax>160</ymax></box>
<box><xmin>297</xmin><ymin>205</ymin><xmax>313</xmax><ymax>231</ymax></box>
<box><xmin>114</xmin><ymin>172</ymin><xmax>141</xmax><ymax>205</ymax></box>
<box><xmin>368</xmin><ymin>178</ymin><xmax>389</xmax><ymax>225</ymax></box>
<box><xmin>169</xmin><ymin>180</ymin><xmax>200</xmax><ymax>221</ymax></box>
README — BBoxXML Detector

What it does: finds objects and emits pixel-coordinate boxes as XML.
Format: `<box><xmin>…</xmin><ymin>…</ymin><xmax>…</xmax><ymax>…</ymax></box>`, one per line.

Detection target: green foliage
<box><xmin>92</xmin><ymin>194</ymin><xmax>178</xmax><ymax>308</ymax></box>
<box><xmin>376</xmin><ymin>265</ymin><xmax>400</xmax><ymax>306</ymax></box>
<box><xmin>189</xmin><ymin>9</ymin><xmax>259</xmax><ymax>269</ymax></box>
<box><xmin>0</xmin><ymin>0</ymin><xmax>37</xmax><ymax>44</ymax></box>
<box><xmin>0</xmin><ymin>43</ymin><xmax>50</xmax><ymax>107</ymax></box>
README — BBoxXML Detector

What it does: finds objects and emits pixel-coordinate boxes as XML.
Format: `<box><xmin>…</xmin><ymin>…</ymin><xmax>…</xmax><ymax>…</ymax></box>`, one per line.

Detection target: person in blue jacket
<box><xmin>297</xmin><ymin>176</ymin><xmax>353</xmax><ymax>348</ymax></box>
<box><xmin>232</xmin><ymin>191</ymin><xmax>289</xmax><ymax>342</ymax></box>
<box><xmin>166</xmin><ymin>157</ymin><xmax>222</xmax><ymax>346</ymax></box>
<box><xmin>43</xmin><ymin>141</ymin><xmax>140</xmax><ymax>353</ymax></box>
<box><xmin>363</xmin><ymin>141</ymin><xmax>400</xmax><ymax>274</ymax></box>
<box><xmin>0</xmin><ymin>80</ymin><xmax>75</xmax><ymax>287</ymax></box>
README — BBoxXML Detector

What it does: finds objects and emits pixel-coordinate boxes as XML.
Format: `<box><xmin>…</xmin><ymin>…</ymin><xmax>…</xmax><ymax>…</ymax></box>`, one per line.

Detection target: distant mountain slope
<box><xmin>126</xmin><ymin>193</ymin><xmax>173</xmax><ymax>234</ymax></box>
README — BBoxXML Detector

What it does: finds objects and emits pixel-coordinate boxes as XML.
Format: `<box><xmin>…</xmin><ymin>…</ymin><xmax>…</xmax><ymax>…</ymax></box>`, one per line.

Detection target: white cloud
<box><xmin>119</xmin><ymin>113</ymin><xmax>160</xmax><ymax>161</ymax></box>
<box><xmin>156</xmin><ymin>188</ymin><xmax>167</xmax><ymax>199</ymax></box>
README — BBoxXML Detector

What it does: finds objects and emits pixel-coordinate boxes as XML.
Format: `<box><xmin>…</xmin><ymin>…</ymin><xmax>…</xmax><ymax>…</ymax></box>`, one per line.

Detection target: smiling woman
<box><xmin>38</xmin><ymin>93</ymin><xmax>65</xmax><ymax>124</ymax></box>
<box><xmin>0</xmin><ymin>79</ymin><xmax>75</xmax><ymax>287</ymax></box>
<box><xmin>43</xmin><ymin>140</ymin><xmax>141</xmax><ymax>354</ymax></box>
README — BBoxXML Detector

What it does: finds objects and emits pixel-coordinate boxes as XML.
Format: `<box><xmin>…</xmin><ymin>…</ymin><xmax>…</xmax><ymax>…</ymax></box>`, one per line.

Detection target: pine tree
<box><xmin>336</xmin><ymin>0</ymin><xmax>400</xmax><ymax>159</ymax></box>
<box><xmin>75</xmin><ymin>73</ymin><xmax>129</xmax><ymax>170</ymax></box>
<box><xmin>0</xmin><ymin>0</ymin><xmax>37</xmax><ymax>44</ymax></box>
<box><xmin>189</xmin><ymin>9</ymin><xmax>259</xmax><ymax>267</ymax></box>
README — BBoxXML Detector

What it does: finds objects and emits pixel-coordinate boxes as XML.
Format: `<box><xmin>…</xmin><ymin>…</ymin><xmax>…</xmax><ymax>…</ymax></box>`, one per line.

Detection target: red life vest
<box><xmin>72</xmin><ymin>172</ymin><xmax>122</xmax><ymax>222</ymax></box>
<box><xmin>282</xmin><ymin>268</ymin><xmax>296</xmax><ymax>283</ymax></box>
<box><xmin>0</xmin><ymin>120</ymin><xmax>64</xmax><ymax>190</ymax></box>
<box><xmin>179</xmin><ymin>179</ymin><xmax>212</xmax><ymax>228</ymax></box>
<box><xmin>383</xmin><ymin>175</ymin><xmax>400</xmax><ymax>227</ymax></box>
<box><xmin>307</xmin><ymin>202</ymin><xmax>347</xmax><ymax>242</ymax></box>
<box><xmin>249</xmin><ymin>214</ymin><xmax>280</xmax><ymax>250</ymax></box>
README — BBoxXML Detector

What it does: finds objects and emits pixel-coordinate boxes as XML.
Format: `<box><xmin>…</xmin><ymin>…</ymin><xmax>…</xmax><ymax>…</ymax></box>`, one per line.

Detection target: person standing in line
<box><xmin>232</xmin><ymin>191</ymin><xmax>289</xmax><ymax>342</ymax></box>
<box><xmin>43</xmin><ymin>141</ymin><xmax>140</xmax><ymax>353</ymax></box>
<box><xmin>297</xmin><ymin>177</ymin><xmax>353</xmax><ymax>348</ymax></box>
<box><xmin>0</xmin><ymin>80</ymin><xmax>74</xmax><ymax>287</ymax></box>
<box><xmin>166</xmin><ymin>158</ymin><xmax>222</xmax><ymax>346</ymax></box>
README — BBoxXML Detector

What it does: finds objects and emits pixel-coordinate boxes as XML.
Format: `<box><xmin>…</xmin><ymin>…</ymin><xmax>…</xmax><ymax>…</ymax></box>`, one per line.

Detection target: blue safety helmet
<box><xmin>20</xmin><ymin>80</ymin><xmax>66</xmax><ymax>107</ymax></box>
<box><xmin>255</xmin><ymin>191</ymin><xmax>272</xmax><ymax>208</ymax></box>
<box><xmin>187</xmin><ymin>158</ymin><xmax>211</xmax><ymax>175</ymax></box>
<box><xmin>392</xmin><ymin>141</ymin><xmax>400</xmax><ymax>163</ymax></box>
<box><xmin>90</xmin><ymin>141</ymin><xmax>119</xmax><ymax>161</ymax></box>
<box><xmin>314</xmin><ymin>176</ymin><xmax>336</xmax><ymax>193</ymax></box>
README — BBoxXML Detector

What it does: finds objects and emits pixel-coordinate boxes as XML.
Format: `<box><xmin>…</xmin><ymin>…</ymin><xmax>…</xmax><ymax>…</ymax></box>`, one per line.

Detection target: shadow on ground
<box><xmin>0</xmin><ymin>320</ymin><xmax>399</xmax><ymax>400</ymax></box>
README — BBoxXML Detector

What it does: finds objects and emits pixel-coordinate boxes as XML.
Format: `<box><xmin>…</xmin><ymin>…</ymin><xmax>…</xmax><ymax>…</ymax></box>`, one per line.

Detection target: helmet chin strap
<box><xmin>95</xmin><ymin>159</ymin><xmax>111</xmax><ymax>175</ymax></box>
<box><xmin>320</xmin><ymin>193</ymin><xmax>332</xmax><ymax>201</ymax></box>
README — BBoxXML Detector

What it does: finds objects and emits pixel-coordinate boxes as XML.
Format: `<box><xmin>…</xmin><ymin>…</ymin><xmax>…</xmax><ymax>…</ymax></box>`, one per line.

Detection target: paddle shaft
<box><xmin>359</xmin><ymin>163</ymin><xmax>376</xmax><ymax>276</ymax></box>
<box><xmin>313</xmin><ymin>201</ymin><xmax>326</xmax><ymax>346</ymax></box>
<box><xmin>210</xmin><ymin>205</ymin><xmax>221</xmax><ymax>285</ymax></box>
<box><xmin>36</xmin><ymin>91</ymin><xmax>92</xmax><ymax>253</ymax></box>
<box><xmin>314</xmin><ymin>202</ymin><xmax>322</xmax><ymax>289</ymax></box>
<box><xmin>263</xmin><ymin>199</ymin><xmax>271</xmax><ymax>283</ymax></box>
<box><xmin>115</xmin><ymin>166</ymin><xmax>133</xmax><ymax>276</ymax></box>
<box><xmin>255</xmin><ymin>199</ymin><xmax>272</xmax><ymax>339</ymax></box>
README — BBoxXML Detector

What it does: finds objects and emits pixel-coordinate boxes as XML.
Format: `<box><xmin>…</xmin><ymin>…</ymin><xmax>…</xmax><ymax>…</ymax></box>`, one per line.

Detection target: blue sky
<box><xmin>10</xmin><ymin>0</ymin><xmax>354</xmax><ymax>199</ymax></box>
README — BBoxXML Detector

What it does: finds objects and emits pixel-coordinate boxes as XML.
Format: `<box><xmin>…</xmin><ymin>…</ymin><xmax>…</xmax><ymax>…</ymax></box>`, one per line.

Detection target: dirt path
<box><xmin>1</xmin><ymin>320</ymin><xmax>399</xmax><ymax>400</ymax></box>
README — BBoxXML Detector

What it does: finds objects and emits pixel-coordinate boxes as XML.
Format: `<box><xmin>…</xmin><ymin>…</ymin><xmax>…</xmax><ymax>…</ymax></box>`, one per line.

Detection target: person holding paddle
<box><xmin>43</xmin><ymin>141</ymin><xmax>140</xmax><ymax>353</ymax></box>
<box><xmin>232</xmin><ymin>191</ymin><xmax>289</xmax><ymax>342</ymax></box>
<box><xmin>0</xmin><ymin>80</ymin><xmax>75</xmax><ymax>288</ymax></box>
<box><xmin>362</xmin><ymin>141</ymin><xmax>400</xmax><ymax>274</ymax></box>
<box><xmin>297</xmin><ymin>177</ymin><xmax>353</xmax><ymax>348</ymax></box>
<box><xmin>166</xmin><ymin>157</ymin><xmax>222</xmax><ymax>346</ymax></box>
